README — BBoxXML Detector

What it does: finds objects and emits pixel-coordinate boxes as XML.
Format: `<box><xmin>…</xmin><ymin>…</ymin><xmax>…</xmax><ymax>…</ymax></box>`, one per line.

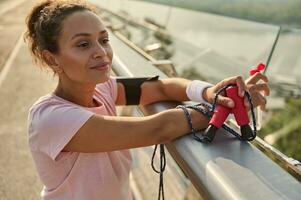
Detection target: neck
<box><xmin>54</xmin><ymin>79</ymin><xmax>98</xmax><ymax>108</ymax></box>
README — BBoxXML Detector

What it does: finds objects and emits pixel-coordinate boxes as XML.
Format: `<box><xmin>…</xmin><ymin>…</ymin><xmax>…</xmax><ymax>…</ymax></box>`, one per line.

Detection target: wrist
<box><xmin>202</xmin><ymin>87</ymin><xmax>211</xmax><ymax>103</ymax></box>
<box><xmin>186</xmin><ymin>80</ymin><xmax>213</xmax><ymax>104</ymax></box>
<box><xmin>176</xmin><ymin>105</ymin><xmax>210</xmax><ymax>135</ymax></box>
<box><xmin>190</xmin><ymin>109</ymin><xmax>209</xmax><ymax>130</ymax></box>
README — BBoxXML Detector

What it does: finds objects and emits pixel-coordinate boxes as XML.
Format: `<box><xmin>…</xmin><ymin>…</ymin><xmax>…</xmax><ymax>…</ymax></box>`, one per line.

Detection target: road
<box><xmin>0</xmin><ymin>1</ymin><xmax>56</xmax><ymax>199</ymax></box>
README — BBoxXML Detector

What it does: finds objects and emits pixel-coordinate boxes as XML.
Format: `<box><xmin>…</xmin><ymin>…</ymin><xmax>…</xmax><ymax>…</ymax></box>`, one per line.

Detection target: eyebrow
<box><xmin>70</xmin><ymin>30</ymin><xmax>108</xmax><ymax>41</ymax></box>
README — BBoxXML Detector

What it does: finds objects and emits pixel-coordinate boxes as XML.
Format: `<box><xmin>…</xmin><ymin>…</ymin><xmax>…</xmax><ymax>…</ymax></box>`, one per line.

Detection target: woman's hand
<box><xmin>204</xmin><ymin>76</ymin><xmax>247</xmax><ymax>108</ymax></box>
<box><xmin>203</xmin><ymin>74</ymin><xmax>269</xmax><ymax>110</ymax></box>
<box><xmin>244</xmin><ymin>72</ymin><xmax>269</xmax><ymax>110</ymax></box>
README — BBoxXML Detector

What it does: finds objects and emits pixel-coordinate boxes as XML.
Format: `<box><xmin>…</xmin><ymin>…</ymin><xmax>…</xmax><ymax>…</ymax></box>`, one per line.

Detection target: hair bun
<box><xmin>26</xmin><ymin>0</ymin><xmax>52</xmax><ymax>38</ymax></box>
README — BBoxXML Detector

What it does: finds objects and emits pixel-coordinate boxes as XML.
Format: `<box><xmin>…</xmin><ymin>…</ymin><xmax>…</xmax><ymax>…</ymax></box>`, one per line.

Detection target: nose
<box><xmin>93</xmin><ymin>43</ymin><xmax>107</xmax><ymax>59</ymax></box>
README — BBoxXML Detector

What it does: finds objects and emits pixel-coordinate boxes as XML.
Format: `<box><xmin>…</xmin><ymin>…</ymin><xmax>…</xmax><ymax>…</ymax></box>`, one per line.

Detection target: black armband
<box><xmin>116</xmin><ymin>75</ymin><xmax>159</xmax><ymax>105</ymax></box>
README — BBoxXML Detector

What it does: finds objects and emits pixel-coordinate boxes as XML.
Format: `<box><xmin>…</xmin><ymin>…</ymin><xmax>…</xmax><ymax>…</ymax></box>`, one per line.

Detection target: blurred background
<box><xmin>90</xmin><ymin>1</ymin><xmax>301</xmax><ymax>199</ymax></box>
<box><xmin>0</xmin><ymin>0</ymin><xmax>300</xmax><ymax>199</ymax></box>
<box><xmin>90</xmin><ymin>0</ymin><xmax>301</xmax><ymax>162</ymax></box>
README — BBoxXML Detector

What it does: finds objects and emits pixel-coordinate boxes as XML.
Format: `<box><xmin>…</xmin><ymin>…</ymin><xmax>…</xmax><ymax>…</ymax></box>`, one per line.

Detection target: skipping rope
<box><xmin>151</xmin><ymin>84</ymin><xmax>257</xmax><ymax>200</ymax></box>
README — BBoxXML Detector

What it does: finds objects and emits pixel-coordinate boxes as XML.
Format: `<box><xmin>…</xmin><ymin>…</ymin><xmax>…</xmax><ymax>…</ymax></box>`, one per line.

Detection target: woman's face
<box><xmin>54</xmin><ymin>10</ymin><xmax>113</xmax><ymax>84</ymax></box>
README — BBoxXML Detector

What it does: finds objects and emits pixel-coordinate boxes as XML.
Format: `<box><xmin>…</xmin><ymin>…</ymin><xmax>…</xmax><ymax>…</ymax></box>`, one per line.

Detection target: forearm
<box><xmin>140</xmin><ymin>77</ymin><xmax>212</xmax><ymax>105</ymax></box>
<box><xmin>101</xmin><ymin>108</ymin><xmax>209</xmax><ymax>146</ymax></box>
<box><xmin>64</xmin><ymin>108</ymin><xmax>209</xmax><ymax>153</ymax></box>
<box><xmin>160</xmin><ymin>78</ymin><xmax>212</xmax><ymax>103</ymax></box>
<box><xmin>160</xmin><ymin>78</ymin><xmax>191</xmax><ymax>101</ymax></box>
<box><xmin>157</xmin><ymin>108</ymin><xmax>209</xmax><ymax>143</ymax></box>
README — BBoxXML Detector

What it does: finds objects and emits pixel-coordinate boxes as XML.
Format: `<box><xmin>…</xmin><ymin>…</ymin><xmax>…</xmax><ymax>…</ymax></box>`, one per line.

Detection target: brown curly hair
<box><xmin>24</xmin><ymin>0</ymin><xmax>97</xmax><ymax>69</ymax></box>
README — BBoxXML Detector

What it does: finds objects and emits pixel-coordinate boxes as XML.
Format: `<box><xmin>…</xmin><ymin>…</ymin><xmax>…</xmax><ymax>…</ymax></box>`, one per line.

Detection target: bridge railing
<box><xmin>110</xmin><ymin>29</ymin><xmax>301</xmax><ymax>199</ymax></box>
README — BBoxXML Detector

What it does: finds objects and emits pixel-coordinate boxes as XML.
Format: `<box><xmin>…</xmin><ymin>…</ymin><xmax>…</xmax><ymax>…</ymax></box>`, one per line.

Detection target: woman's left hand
<box><xmin>204</xmin><ymin>73</ymin><xmax>270</xmax><ymax>110</ymax></box>
<box><xmin>204</xmin><ymin>76</ymin><xmax>248</xmax><ymax>108</ymax></box>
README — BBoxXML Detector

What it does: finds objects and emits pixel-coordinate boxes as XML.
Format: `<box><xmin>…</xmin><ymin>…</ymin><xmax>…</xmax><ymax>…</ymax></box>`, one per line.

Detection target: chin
<box><xmin>96</xmin><ymin>72</ymin><xmax>111</xmax><ymax>84</ymax></box>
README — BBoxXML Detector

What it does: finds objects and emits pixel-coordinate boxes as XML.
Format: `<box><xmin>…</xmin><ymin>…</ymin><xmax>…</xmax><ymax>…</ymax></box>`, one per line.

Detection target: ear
<box><xmin>42</xmin><ymin>50</ymin><xmax>62</xmax><ymax>73</ymax></box>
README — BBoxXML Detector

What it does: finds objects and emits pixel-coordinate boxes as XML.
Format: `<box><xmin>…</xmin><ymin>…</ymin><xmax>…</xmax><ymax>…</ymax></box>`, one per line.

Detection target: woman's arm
<box><xmin>63</xmin><ymin>107</ymin><xmax>209</xmax><ymax>153</ymax></box>
<box><xmin>92</xmin><ymin>74</ymin><xmax>268</xmax><ymax>153</ymax></box>
<box><xmin>140</xmin><ymin>75</ymin><xmax>269</xmax><ymax>108</ymax></box>
<box><xmin>115</xmin><ymin>78</ymin><xmax>198</xmax><ymax>105</ymax></box>
<box><xmin>114</xmin><ymin>78</ymin><xmax>190</xmax><ymax>106</ymax></box>
<box><xmin>140</xmin><ymin>78</ymin><xmax>191</xmax><ymax>105</ymax></box>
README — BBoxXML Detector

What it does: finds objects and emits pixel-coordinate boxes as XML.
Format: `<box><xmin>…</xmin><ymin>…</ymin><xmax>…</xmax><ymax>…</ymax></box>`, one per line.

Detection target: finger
<box><xmin>234</xmin><ymin>76</ymin><xmax>247</xmax><ymax>97</ymax></box>
<box><xmin>244</xmin><ymin>97</ymin><xmax>250</xmax><ymax>110</ymax></box>
<box><xmin>216</xmin><ymin>76</ymin><xmax>241</xmax><ymax>88</ymax></box>
<box><xmin>216</xmin><ymin>95</ymin><xmax>235</xmax><ymax>108</ymax></box>
<box><xmin>249</xmin><ymin>83</ymin><xmax>270</xmax><ymax>96</ymax></box>
<box><xmin>216</xmin><ymin>76</ymin><xmax>246</xmax><ymax>97</ymax></box>
<box><xmin>259</xmin><ymin>95</ymin><xmax>267</xmax><ymax>111</ymax></box>
<box><xmin>205</xmin><ymin>86</ymin><xmax>225</xmax><ymax>103</ymax></box>
<box><xmin>246</xmin><ymin>73</ymin><xmax>269</xmax><ymax>84</ymax></box>
<box><xmin>260</xmin><ymin>104</ymin><xmax>266</xmax><ymax>111</ymax></box>
<box><xmin>250</xmin><ymin>93</ymin><xmax>267</xmax><ymax>109</ymax></box>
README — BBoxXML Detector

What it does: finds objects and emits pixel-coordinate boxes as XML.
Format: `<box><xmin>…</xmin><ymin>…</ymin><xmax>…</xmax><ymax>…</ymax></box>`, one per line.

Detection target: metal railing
<box><xmin>110</xmin><ymin>30</ymin><xmax>301</xmax><ymax>199</ymax></box>
<box><xmin>108</xmin><ymin>20</ymin><xmax>301</xmax><ymax>179</ymax></box>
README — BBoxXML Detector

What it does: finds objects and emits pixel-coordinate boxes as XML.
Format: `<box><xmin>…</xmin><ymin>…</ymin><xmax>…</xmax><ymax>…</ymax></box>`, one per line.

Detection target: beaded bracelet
<box><xmin>176</xmin><ymin>105</ymin><xmax>197</xmax><ymax>135</ymax></box>
<box><xmin>185</xmin><ymin>103</ymin><xmax>212</xmax><ymax>118</ymax></box>
<box><xmin>176</xmin><ymin>104</ymin><xmax>213</xmax><ymax>143</ymax></box>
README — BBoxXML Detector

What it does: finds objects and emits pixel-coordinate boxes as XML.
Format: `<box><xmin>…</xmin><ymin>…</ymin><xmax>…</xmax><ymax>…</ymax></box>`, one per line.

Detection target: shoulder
<box><xmin>95</xmin><ymin>76</ymin><xmax>117</xmax><ymax>91</ymax></box>
<box><xmin>27</xmin><ymin>95</ymin><xmax>93</xmax><ymax>159</ymax></box>
<box><xmin>28</xmin><ymin>94</ymin><xmax>81</xmax><ymax>120</ymax></box>
<box><xmin>95</xmin><ymin>76</ymin><xmax>118</xmax><ymax>101</ymax></box>
<box><xmin>28</xmin><ymin>94</ymin><xmax>57</xmax><ymax>119</ymax></box>
<box><xmin>28</xmin><ymin>94</ymin><xmax>93</xmax><ymax>136</ymax></box>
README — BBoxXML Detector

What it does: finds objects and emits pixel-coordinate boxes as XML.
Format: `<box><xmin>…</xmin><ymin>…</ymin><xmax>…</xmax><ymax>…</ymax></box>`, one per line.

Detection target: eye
<box><xmin>77</xmin><ymin>41</ymin><xmax>90</xmax><ymax>48</ymax></box>
<box><xmin>100</xmin><ymin>38</ymin><xmax>110</xmax><ymax>45</ymax></box>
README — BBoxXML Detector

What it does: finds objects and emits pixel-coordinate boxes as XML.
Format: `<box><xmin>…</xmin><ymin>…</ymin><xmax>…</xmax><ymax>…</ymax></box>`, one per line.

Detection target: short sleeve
<box><xmin>28</xmin><ymin>102</ymin><xmax>94</xmax><ymax>161</ymax></box>
<box><xmin>95</xmin><ymin>77</ymin><xmax>118</xmax><ymax>102</ymax></box>
<box><xmin>109</xmin><ymin>77</ymin><xmax>118</xmax><ymax>102</ymax></box>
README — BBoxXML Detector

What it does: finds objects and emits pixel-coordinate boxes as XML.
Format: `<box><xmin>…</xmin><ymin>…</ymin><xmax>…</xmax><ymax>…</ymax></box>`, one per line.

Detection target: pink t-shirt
<box><xmin>27</xmin><ymin>78</ymin><xmax>133</xmax><ymax>200</ymax></box>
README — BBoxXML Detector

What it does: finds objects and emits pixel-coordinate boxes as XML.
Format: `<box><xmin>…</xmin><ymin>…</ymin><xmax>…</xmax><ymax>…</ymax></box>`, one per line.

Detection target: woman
<box><xmin>25</xmin><ymin>0</ymin><xmax>269</xmax><ymax>199</ymax></box>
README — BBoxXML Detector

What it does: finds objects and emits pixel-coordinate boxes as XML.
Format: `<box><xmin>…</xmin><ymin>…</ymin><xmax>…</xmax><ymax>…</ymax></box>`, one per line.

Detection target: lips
<box><xmin>90</xmin><ymin>62</ymin><xmax>110</xmax><ymax>71</ymax></box>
